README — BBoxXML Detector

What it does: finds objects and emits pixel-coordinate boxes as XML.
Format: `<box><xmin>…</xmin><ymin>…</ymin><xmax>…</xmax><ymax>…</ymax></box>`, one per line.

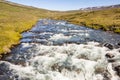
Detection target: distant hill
<box><xmin>79</xmin><ymin>4</ymin><xmax>120</xmax><ymax>11</ymax></box>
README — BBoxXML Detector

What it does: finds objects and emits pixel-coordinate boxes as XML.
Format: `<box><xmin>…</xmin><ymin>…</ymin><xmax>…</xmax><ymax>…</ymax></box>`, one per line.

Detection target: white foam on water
<box><xmin>1</xmin><ymin>42</ymin><xmax>120</xmax><ymax>80</ymax></box>
<box><xmin>49</xmin><ymin>33</ymin><xmax>90</xmax><ymax>44</ymax></box>
<box><xmin>56</xmin><ymin>22</ymin><xmax>66</xmax><ymax>25</ymax></box>
<box><xmin>22</xmin><ymin>32</ymin><xmax>35</xmax><ymax>37</ymax></box>
<box><xmin>49</xmin><ymin>33</ymin><xmax>72</xmax><ymax>41</ymax></box>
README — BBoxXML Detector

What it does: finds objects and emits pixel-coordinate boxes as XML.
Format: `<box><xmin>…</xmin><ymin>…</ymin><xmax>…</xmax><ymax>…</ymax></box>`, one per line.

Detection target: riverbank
<box><xmin>65</xmin><ymin>21</ymin><xmax>120</xmax><ymax>34</ymax></box>
<box><xmin>0</xmin><ymin>20</ymin><xmax>38</xmax><ymax>58</ymax></box>
<box><xmin>0</xmin><ymin>0</ymin><xmax>56</xmax><ymax>56</ymax></box>
<box><xmin>55</xmin><ymin>8</ymin><xmax>120</xmax><ymax>33</ymax></box>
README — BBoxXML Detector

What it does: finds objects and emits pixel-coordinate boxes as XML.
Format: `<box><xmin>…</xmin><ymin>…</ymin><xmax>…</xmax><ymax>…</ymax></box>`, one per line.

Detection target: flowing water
<box><xmin>0</xmin><ymin>19</ymin><xmax>120</xmax><ymax>80</ymax></box>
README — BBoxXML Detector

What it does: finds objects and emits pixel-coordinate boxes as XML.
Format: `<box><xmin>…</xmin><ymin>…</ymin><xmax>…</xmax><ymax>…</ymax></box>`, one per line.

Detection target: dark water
<box><xmin>0</xmin><ymin>19</ymin><xmax>120</xmax><ymax>80</ymax></box>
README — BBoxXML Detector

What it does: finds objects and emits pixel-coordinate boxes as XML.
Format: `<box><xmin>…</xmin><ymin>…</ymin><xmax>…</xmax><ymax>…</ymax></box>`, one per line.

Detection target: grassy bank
<box><xmin>0</xmin><ymin>0</ymin><xmax>55</xmax><ymax>57</ymax></box>
<box><xmin>55</xmin><ymin>8</ymin><xmax>120</xmax><ymax>33</ymax></box>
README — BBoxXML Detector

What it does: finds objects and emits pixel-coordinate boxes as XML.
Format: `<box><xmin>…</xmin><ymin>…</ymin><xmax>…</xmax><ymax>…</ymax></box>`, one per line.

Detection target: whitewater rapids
<box><xmin>0</xmin><ymin>19</ymin><xmax>120</xmax><ymax>80</ymax></box>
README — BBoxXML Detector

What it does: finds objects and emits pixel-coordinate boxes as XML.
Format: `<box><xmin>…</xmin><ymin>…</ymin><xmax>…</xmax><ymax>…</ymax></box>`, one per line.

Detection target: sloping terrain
<box><xmin>0</xmin><ymin>0</ymin><xmax>56</xmax><ymax>55</ymax></box>
<box><xmin>55</xmin><ymin>5</ymin><xmax>120</xmax><ymax>33</ymax></box>
<box><xmin>79</xmin><ymin>4</ymin><xmax>120</xmax><ymax>11</ymax></box>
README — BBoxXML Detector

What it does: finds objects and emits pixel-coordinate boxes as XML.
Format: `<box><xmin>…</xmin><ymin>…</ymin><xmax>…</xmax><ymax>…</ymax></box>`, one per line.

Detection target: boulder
<box><xmin>118</xmin><ymin>42</ymin><xmax>120</xmax><ymax>46</ymax></box>
<box><xmin>112</xmin><ymin>62</ymin><xmax>120</xmax><ymax>77</ymax></box>
<box><xmin>0</xmin><ymin>75</ymin><xmax>10</xmax><ymax>80</ymax></box>
<box><xmin>103</xmin><ymin>43</ymin><xmax>114</xmax><ymax>49</ymax></box>
<box><xmin>117</xmin><ymin>42</ymin><xmax>120</xmax><ymax>48</ymax></box>
<box><xmin>105</xmin><ymin>53</ymin><xmax>115</xmax><ymax>58</ymax></box>
<box><xmin>114</xmin><ymin>65</ymin><xmax>120</xmax><ymax>77</ymax></box>
<box><xmin>107</xmin><ymin>59</ymin><xmax>116</xmax><ymax>63</ymax></box>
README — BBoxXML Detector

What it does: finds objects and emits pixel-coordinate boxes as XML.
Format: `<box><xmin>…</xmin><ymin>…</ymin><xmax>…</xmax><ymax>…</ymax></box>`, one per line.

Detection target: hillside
<box><xmin>79</xmin><ymin>4</ymin><xmax>120</xmax><ymax>11</ymax></box>
<box><xmin>55</xmin><ymin>5</ymin><xmax>120</xmax><ymax>33</ymax></box>
<box><xmin>0</xmin><ymin>0</ymin><xmax>56</xmax><ymax>56</ymax></box>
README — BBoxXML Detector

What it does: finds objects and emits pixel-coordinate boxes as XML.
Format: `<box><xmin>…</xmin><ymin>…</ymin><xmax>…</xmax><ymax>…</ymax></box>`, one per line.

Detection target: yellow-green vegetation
<box><xmin>0</xmin><ymin>0</ymin><xmax>55</xmax><ymax>56</ymax></box>
<box><xmin>55</xmin><ymin>8</ymin><xmax>120</xmax><ymax>33</ymax></box>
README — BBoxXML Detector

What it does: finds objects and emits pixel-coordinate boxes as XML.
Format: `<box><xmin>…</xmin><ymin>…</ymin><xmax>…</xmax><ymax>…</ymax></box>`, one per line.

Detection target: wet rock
<box><xmin>112</xmin><ymin>63</ymin><xmax>120</xmax><ymax>77</ymax></box>
<box><xmin>0</xmin><ymin>61</ymin><xmax>10</xmax><ymax>73</ymax></box>
<box><xmin>16</xmin><ymin>61</ymin><xmax>27</xmax><ymax>67</ymax></box>
<box><xmin>0</xmin><ymin>75</ymin><xmax>10</xmax><ymax>80</ymax></box>
<box><xmin>103</xmin><ymin>71</ymin><xmax>112</xmax><ymax>80</ymax></box>
<box><xmin>107</xmin><ymin>59</ymin><xmax>116</xmax><ymax>62</ymax></box>
<box><xmin>107</xmin><ymin>55</ymin><xmax>120</xmax><ymax>62</ymax></box>
<box><xmin>14</xmin><ymin>75</ymin><xmax>19</xmax><ymax>79</ymax></box>
<box><xmin>0</xmin><ymin>62</ymin><xmax>14</xmax><ymax>80</ymax></box>
<box><xmin>114</xmin><ymin>65</ymin><xmax>120</xmax><ymax>77</ymax></box>
<box><xmin>118</xmin><ymin>42</ymin><xmax>120</xmax><ymax>46</ymax></box>
<box><xmin>105</xmin><ymin>53</ymin><xmax>115</xmax><ymax>58</ymax></box>
<box><xmin>103</xmin><ymin>43</ymin><xmax>114</xmax><ymax>49</ymax></box>
<box><xmin>51</xmin><ymin>63</ymin><xmax>59</xmax><ymax>72</ymax></box>
<box><xmin>51</xmin><ymin>63</ymin><xmax>73</xmax><ymax>72</ymax></box>
<box><xmin>77</xmin><ymin>54</ymin><xmax>89</xmax><ymax>60</ymax></box>
<box><xmin>95</xmin><ymin>67</ymin><xmax>105</xmax><ymax>74</ymax></box>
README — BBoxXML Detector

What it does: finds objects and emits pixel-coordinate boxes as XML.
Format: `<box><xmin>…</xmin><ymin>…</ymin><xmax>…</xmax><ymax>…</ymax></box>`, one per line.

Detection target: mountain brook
<box><xmin>0</xmin><ymin>19</ymin><xmax>120</xmax><ymax>80</ymax></box>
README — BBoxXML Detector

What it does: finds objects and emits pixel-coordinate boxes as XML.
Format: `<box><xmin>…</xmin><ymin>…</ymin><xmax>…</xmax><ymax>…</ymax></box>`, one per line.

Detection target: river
<box><xmin>0</xmin><ymin>19</ymin><xmax>120</xmax><ymax>80</ymax></box>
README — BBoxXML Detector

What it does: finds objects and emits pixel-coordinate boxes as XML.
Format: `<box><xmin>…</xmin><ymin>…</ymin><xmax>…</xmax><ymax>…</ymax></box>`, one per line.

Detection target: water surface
<box><xmin>0</xmin><ymin>19</ymin><xmax>120</xmax><ymax>80</ymax></box>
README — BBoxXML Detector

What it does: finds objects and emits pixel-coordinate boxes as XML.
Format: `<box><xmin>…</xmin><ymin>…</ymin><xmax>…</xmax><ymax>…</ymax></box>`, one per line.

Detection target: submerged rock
<box><xmin>118</xmin><ymin>42</ymin><xmax>120</xmax><ymax>48</ymax></box>
<box><xmin>118</xmin><ymin>42</ymin><xmax>120</xmax><ymax>45</ymax></box>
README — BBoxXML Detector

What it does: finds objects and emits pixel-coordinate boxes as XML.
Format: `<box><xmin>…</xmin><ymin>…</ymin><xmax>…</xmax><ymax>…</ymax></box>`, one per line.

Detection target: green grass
<box><xmin>55</xmin><ymin>8</ymin><xmax>120</xmax><ymax>33</ymax></box>
<box><xmin>0</xmin><ymin>0</ymin><xmax>56</xmax><ymax>57</ymax></box>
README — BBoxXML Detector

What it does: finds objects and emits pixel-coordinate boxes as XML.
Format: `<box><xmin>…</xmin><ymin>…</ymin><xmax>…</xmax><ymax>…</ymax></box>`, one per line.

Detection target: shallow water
<box><xmin>0</xmin><ymin>19</ymin><xmax>120</xmax><ymax>80</ymax></box>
